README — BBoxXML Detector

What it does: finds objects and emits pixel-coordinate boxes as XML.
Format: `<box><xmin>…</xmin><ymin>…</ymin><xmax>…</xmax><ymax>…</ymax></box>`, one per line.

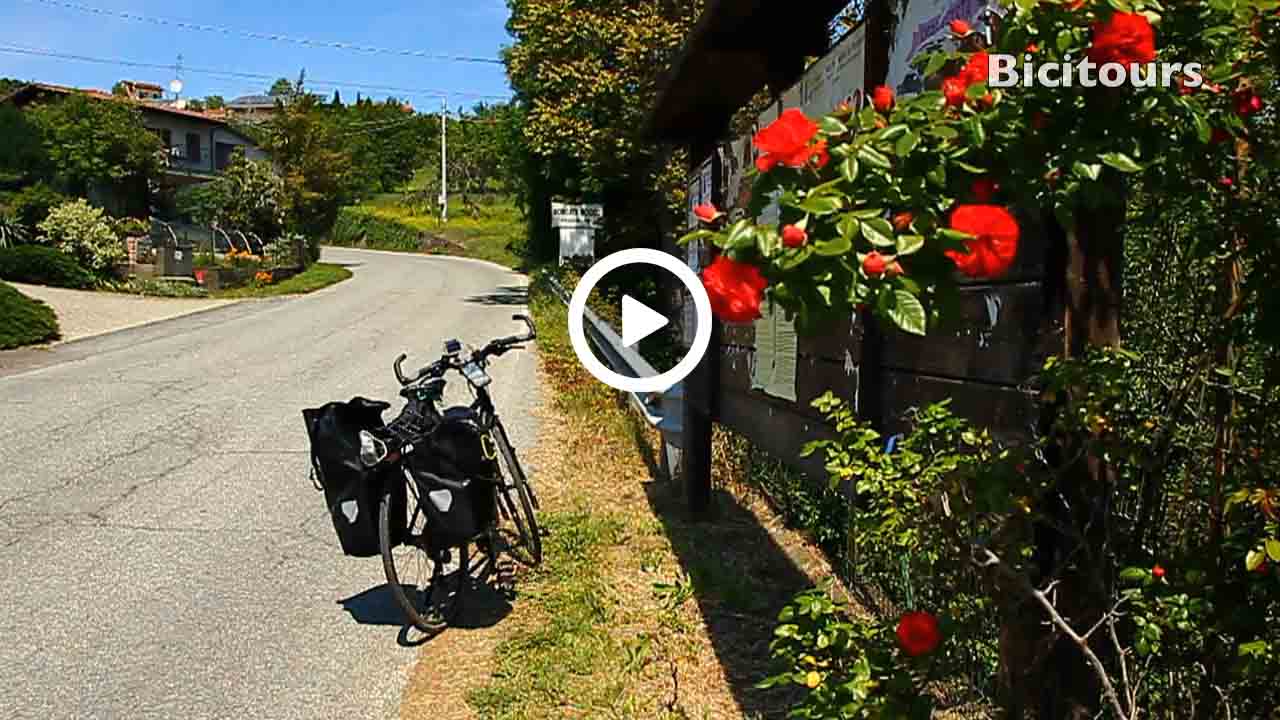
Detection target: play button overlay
<box><xmin>621</xmin><ymin>295</ymin><xmax>669</xmax><ymax>348</ymax></box>
<box><xmin>568</xmin><ymin>248</ymin><xmax>712</xmax><ymax>393</ymax></box>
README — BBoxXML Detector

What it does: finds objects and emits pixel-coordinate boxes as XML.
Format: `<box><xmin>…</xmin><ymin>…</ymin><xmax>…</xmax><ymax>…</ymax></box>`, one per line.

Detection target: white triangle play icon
<box><xmin>621</xmin><ymin>295</ymin><xmax>669</xmax><ymax>348</ymax></box>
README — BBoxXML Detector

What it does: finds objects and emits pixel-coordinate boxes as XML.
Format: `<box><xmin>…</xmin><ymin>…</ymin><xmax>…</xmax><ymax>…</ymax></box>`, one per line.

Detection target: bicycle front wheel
<box><xmin>379</xmin><ymin>484</ymin><xmax>468</xmax><ymax>634</ymax></box>
<box><xmin>491</xmin><ymin>422</ymin><xmax>542</xmax><ymax>567</ymax></box>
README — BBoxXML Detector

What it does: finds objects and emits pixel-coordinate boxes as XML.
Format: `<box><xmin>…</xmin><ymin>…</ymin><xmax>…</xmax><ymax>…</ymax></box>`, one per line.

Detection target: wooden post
<box><xmin>682</xmin><ymin>140</ymin><xmax>722</xmax><ymax>519</ymax></box>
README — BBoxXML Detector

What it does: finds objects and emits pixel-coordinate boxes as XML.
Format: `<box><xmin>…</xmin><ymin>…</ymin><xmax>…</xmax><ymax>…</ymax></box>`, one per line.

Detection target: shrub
<box><xmin>3</xmin><ymin>183</ymin><xmax>70</xmax><ymax>228</ymax></box>
<box><xmin>112</xmin><ymin>216</ymin><xmax>150</xmax><ymax>239</ymax></box>
<box><xmin>0</xmin><ymin>210</ymin><xmax>28</xmax><ymax>248</ymax></box>
<box><xmin>36</xmin><ymin>199</ymin><xmax>125</xmax><ymax>274</ymax></box>
<box><xmin>0</xmin><ymin>281</ymin><xmax>59</xmax><ymax>349</ymax></box>
<box><xmin>330</xmin><ymin>206</ymin><xmax>419</xmax><ymax>251</ymax></box>
<box><xmin>0</xmin><ymin>245</ymin><xmax>95</xmax><ymax>288</ymax></box>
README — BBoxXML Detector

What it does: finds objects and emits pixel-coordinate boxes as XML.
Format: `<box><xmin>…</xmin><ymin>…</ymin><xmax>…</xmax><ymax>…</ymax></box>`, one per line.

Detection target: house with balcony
<box><xmin>2</xmin><ymin>83</ymin><xmax>267</xmax><ymax>186</ymax></box>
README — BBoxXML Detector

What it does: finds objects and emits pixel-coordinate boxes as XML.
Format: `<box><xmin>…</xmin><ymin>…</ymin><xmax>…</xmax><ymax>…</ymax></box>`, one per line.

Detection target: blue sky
<box><xmin>0</xmin><ymin>0</ymin><xmax>513</xmax><ymax>109</ymax></box>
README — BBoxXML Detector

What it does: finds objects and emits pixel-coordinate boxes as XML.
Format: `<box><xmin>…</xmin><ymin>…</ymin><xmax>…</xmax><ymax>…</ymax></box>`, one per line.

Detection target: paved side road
<box><xmin>0</xmin><ymin>247</ymin><xmax>542</xmax><ymax>720</ymax></box>
<box><xmin>9</xmin><ymin>282</ymin><xmax>235</xmax><ymax>343</ymax></box>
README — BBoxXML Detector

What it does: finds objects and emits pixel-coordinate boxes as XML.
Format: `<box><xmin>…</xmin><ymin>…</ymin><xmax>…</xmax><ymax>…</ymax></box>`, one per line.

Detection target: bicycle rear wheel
<box><xmin>379</xmin><ymin>482</ymin><xmax>469</xmax><ymax>634</ymax></box>
<box><xmin>490</xmin><ymin>422</ymin><xmax>542</xmax><ymax>567</ymax></box>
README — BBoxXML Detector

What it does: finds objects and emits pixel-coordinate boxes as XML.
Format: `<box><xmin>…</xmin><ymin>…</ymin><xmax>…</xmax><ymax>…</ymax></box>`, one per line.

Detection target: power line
<box><xmin>23</xmin><ymin>0</ymin><xmax>505</xmax><ymax>65</ymax></box>
<box><xmin>0</xmin><ymin>44</ymin><xmax>511</xmax><ymax>100</ymax></box>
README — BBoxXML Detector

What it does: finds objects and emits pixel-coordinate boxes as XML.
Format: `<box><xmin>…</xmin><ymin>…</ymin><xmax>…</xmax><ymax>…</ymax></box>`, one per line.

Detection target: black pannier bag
<box><xmin>303</xmin><ymin>397</ymin><xmax>407</xmax><ymax>557</ymax></box>
<box><xmin>404</xmin><ymin>407</ymin><xmax>500</xmax><ymax>550</ymax></box>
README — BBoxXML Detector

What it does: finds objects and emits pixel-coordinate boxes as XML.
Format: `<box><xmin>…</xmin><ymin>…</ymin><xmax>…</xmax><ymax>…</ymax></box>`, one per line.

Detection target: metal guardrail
<box><xmin>548</xmin><ymin>277</ymin><xmax>685</xmax><ymax>475</ymax></box>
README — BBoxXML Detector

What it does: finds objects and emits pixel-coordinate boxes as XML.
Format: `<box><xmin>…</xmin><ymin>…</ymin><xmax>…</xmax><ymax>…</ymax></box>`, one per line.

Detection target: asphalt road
<box><xmin>0</xmin><ymin>247</ymin><xmax>543</xmax><ymax>719</ymax></box>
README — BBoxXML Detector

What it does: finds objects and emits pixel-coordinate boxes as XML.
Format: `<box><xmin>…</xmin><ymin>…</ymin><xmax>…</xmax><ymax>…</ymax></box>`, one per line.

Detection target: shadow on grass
<box><xmin>464</xmin><ymin>285</ymin><xmax>530</xmax><ymax>306</ymax></box>
<box><xmin>629</xmin><ymin>414</ymin><xmax>810</xmax><ymax>718</ymax></box>
<box><xmin>338</xmin><ymin>573</ymin><xmax>514</xmax><ymax>648</ymax></box>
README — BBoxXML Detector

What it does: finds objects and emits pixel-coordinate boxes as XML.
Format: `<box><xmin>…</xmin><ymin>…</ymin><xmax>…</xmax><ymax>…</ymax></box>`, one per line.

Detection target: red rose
<box><xmin>1257</xmin><ymin>560</ymin><xmax>1271</xmax><ymax>576</ymax></box>
<box><xmin>702</xmin><ymin>254</ymin><xmax>768</xmax><ymax>324</ymax></box>
<box><xmin>693</xmin><ymin>203</ymin><xmax>721</xmax><ymax>224</ymax></box>
<box><xmin>943</xmin><ymin>76</ymin><xmax>968</xmax><ymax>107</ymax></box>
<box><xmin>945</xmin><ymin>205</ymin><xmax>1020</xmax><ymax>279</ymax></box>
<box><xmin>1234</xmin><ymin>89</ymin><xmax>1264</xmax><ymax>117</ymax></box>
<box><xmin>1088</xmin><ymin>13</ymin><xmax>1157</xmax><ymax>67</ymax></box>
<box><xmin>886</xmin><ymin>261</ymin><xmax>904</xmax><ymax>277</ymax></box>
<box><xmin>781</xmin><ymin>224</ymin><xmax>808</xmax><ymax>248</ymax></box>
<box><xmin>754</xmin><ymin>109</ymin><xmax>826</xmax><ymax>172</ymax></box>
<box><xmin>971</xmin><ymin>178</ymin><xmax>1000</xmax><ymax>202</ymax></box>
<box><xmin>808</xmin><ymin>140</ymin><xmax>831</xmax><ymax>170</ymax></box>
<box><xmin>949</xmin><ymin>19</ymin><xmax>972</xmax><ymax>36</ymax></box>
<box><xmin>892</xmin><ymin>211</ymin><xmax>914</xmax><ymax>231</ymax></box>
<box><xmin>872</xmin><ymin>85</ymin><xmax>895</xmax><ymax>113</ymax></box>
<box><xmin>1152</xmin><ymin>564</ymin><xmax>1166</xmax><ymax>579</ymax></box>
<box><xmin>863</xmin><ymin>251</ymin><xmax>889</xmax><ymax>276</ymax></box>
<box><xmin>1219</xmin><ymin>177</ymin><xmax>1235</xmax><ymax>189</ymax></box>
<box><xmin>1026</xmin><ymin>42</ymin><xmax>1040</xmax><ymax>54</ymax></box>
<box><xmin>955</xmin><ymin>51</ymin><xmax>991</xmax><ymax>89</ymax></box>
<box><xmin>897</xmin><ymin>611</ymin><xmax>942</xmax><ymax>656</ymax></box>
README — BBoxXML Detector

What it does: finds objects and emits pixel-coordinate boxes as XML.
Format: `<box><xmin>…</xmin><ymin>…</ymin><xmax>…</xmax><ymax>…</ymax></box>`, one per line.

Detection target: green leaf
<box><xmin>862</xmin><ymin>218</ymin><xmax>895</xmax><ymax>247</ymax></box>
<box><xmin>1267</xmin><ymin>539</ymin><xmax>1280</xmax><ymax>562</ymax></box>
<box><xmin>1246</xmin><ymin>549</ymin><xmax>1265</xmax><ymax>572</ymax></box>
<box><xmin>938</xmin><ymin>228</ymin><xmax>975</xmax><ymax>243</ymax></box>
<box><xmin>813</xmin><ymin>235</ymin><xmax>853</xmax><ymax>257</ymax></box>
<box><xmin>756</xmin><ymin>227</ymin><xmax>781</xmax><ymax>257</ymax></box>
<box><xmin>837</xmin><ymin>215</ymin><xmax>862</xmax><ymax>241</ymax></box>
<box><xmin>798</xmin><ymin>196</ymin><xmax>843</xmax><ymax>215</ymax></box>
<box><xmin>927</xmin><ymin>163</ymin><xmax>947</xmax><ymax>188</ymax></box>
<box><xmin>819</xmin><ymin>116</ymin><xmax>848</xmax><ymax>135</ymax></box>
<box><xmin>1192</xmin><ymin>111</ymin><xmax>1212</xmax><ymax>143</ymax></box>
<box><xmin>953</xmin><ymin>159</ymin><xmax>986</xmax><ymax>174</ymax></box>
<box><xmin>1099</xmin><ymin>152</ymin><xmax>1143</xmax><ymax>173</ymax></box>
<box><xmin>895</xmin><ymin>130</ymin><xmax>920</xmax><ymax>157</ymax></box>
<box><xmin>1119</xmin><ymin>567</ymin><xmax>1149</xmax><ymax>584</ymax></box>
<box><xmin>840</xmin><ymin>156</ymin><xmax>860</xmax><ymax>183</ymax></box>
<box><xmin>1072</xmin><ymin>161</ymin><xmax>1102</xmax><ymax>181</ymax></box>
<box><xmin>777</xmin><ymin>245</ymin><xmax>814</xmax><ymax>269</ymax></box>
<box><xmin>878</xmin><ymin>124</ymin><xmax>908</xmax><ymax>142</ymax></box>
<box><xmin>925</xmin><ymin>125</ymin><xmax>959</xmax><ymax>140</ymax></box>
<box><xmin>816</xmin><ymin>285</ymin><xmax>833</xmax><ymax>306</ymax></box>
<box><xmin>896</xmin><ymin>234</ymin><xmax>925</xmax><ymax>256</ymax></box>
<box><xmin>967</xmin><ymin>117</ymin><xmax>986</xmax><ymax>147</ymax></box>
<box><xmin>857</xmin><ymin>145</ymin><xmax>892</xmax><ymax>170</ymax></box>
<box><xmin>1238</xmin><ymin>639</ymin><xmax>1268</xmax><ymax>658</ymax></box>
<box><xmin>677</xmin><ymin>229</ymin><xmax>713</xmax><ymax>246</ymax></box>
<box><xmin>924</xmin><ymin>51</ymin><xmax>947</xmax><ymax>77</ymax></box>
<box><xmin>725</xmin><ymin>220</ymin><xmax>754</xmax><ymax>249</ymax></box>
<box><xmin>850</xmin><ymin>208</ymin><xmax>884</xmax><ymax>219</ymax></box>
<box><xmin>1056</xmin><ymin>28</ymin><xmax>1074</xmax><ymax>54</ymax></box>
<box><xmin>888</xmin><ymin>290</ymin><xmax>926</xmax><ymax>336</ymax></box>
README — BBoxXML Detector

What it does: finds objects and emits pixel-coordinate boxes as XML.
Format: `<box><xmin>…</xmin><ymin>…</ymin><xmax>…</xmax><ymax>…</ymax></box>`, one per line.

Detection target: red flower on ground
<box><xmin>693</xmin><ymin>203</ymin><xmax>721</xmax><ymax>224</ymax></box>
<box><xmin>949</xmin><ymin>19</ymin><xmax>972</xmax><ymax>36</ymax></box>
<box><xmin>892</xmin><ymin>212</ymin><xmax>914</xmax><ymax>232</ymax></box>
<box><xmin>1152</xmin><ymin>564</ymin><xmax>1166</xmax><ymax>579</ymax></box>
<box><xmin>897</xmin><ymin>611</ymin><xmax>942</xmax><ymax>656</ymax></box>
<box><xmin>872</xmin><ymin>85</ymin><xmax>895</xmax><ymax>113</ymax></box>
<box><xmin>863</xmin><ymin>251</ymin><xmax>889</xmax><ymax>277</ymax></box>
<box><xmin>945</xmin><ymin>205</ymin><xmax>1020</xmax><ymax>279</ymax></box>
<box><xmin>754</xmin><ymin>109</ymin><xmax>827</xmax><ymax>172</ymax></box>
<box><xmin>1088</xmin><ymin>12</ymin><xmax>1157</xmax><ymax>67</ymax></box>
<box><xmin>702</xmin><ymin>254</ymin><xmax>768</xmax><ymax>324</ymax></box>
<box><xmin>781</xmin><ymin>224</ymin><xmax>808</xmax><ymax>248</ymax></box>
<box><xmin>972</xmin><ymin>178</ymin><xmax>1000</xmax><ymax>202</ymax></box>
<box><xmin>943</xmin><ymin>76</ymin><xmax>968</xmax><ymax>107</ymax></box>
<box><xmin>1234</xmin><ymin>89</ymin><xmax>1264</xmax><ymax>117</ymax></box>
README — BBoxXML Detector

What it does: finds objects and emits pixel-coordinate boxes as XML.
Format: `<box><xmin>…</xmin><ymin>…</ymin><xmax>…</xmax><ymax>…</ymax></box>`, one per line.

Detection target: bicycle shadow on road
<box><xmin>338</xmin><ymin>579</ymin><xmax>515</xmax><ymax>647</ymax></box>
<box><xmin>464</xmin><ymin>285</ymin><xmax>530</xmax><ymax>306</ymax></box>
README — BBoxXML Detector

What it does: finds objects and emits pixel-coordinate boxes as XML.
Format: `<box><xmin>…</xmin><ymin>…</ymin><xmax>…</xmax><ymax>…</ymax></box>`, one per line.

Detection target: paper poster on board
<box><xmin>799</xmin><ymin>25</ymin><xmax>867</xmax><ymax>117</ymax></box>
<box><xmin>752</xmin><ymin>302</ymin><xmax>798</xmax><ymax>402</ymax></box>
<box><xmin>886</xmin><ymin>0</ymin><xmax>1000</xmax><ymax>97</ymax></box>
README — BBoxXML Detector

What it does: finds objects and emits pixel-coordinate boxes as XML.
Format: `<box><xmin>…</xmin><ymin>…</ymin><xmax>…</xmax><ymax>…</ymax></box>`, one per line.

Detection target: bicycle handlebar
<box><xmin>394</xmin><ymin>314</ymin><xmax>537</xmax><ymax>387</ymax></box>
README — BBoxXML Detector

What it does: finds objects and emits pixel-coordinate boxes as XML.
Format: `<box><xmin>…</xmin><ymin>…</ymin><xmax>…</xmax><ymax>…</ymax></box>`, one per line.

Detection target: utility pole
<box><xmin>440</xmin><ymin>98</ymin><xmax>448</xmax><ymax>223</ymax></box>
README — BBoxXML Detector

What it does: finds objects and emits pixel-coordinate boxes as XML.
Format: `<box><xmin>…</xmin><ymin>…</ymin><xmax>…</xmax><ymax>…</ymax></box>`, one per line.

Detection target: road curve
<box><xmin>0</xmin><ymin>247</ymin><xmax>542</xmax><ymax>720</ymax></box>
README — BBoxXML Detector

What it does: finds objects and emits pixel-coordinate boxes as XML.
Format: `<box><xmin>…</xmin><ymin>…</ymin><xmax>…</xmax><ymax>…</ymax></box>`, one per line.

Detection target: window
<box><xmin>185</xmin><ymin>133</ymin><xmax>201</xmax><ymax>163</ymax></box>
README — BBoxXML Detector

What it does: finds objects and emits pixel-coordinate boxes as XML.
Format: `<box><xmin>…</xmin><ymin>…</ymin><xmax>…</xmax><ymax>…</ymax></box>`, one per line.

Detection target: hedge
<box><xmin>329</xmin><ymin>207</ymin><xmax>421</xmax><ymax>252</ymax></box>
<box><xmin>0</xmin><ymin>281</ymin><xmax>60</xmax><ymax>349</ymax></box>
<box><xmin>0</xmin><ymin>245</ymin><xmax>96</xmax><ymax>289</ymax></box>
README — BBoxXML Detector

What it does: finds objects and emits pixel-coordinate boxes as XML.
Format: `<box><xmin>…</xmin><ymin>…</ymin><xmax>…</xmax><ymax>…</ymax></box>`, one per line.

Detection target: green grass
<box><xmin>330</xmin><ymin>194</ymin><xmax>526</xmax><ymax>269</ymax></box>
<box><xmin>467</xmin><ymin>511</ymin><xmax>631</xmax><ymax>719</ymax></box>
<box><xmin>0</xmin><ymin>280</ymin><xmax>59</xmax><ymax>349</ymax></box>
<box><xmin>212</xmin><ymin>263</ymin><xmax>352</xmax><ymax>299</ymax></box>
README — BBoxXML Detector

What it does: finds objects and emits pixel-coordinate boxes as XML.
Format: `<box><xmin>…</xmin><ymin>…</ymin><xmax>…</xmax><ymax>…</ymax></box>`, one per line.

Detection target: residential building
<box><xmin>225</xmin><ymin>94</ymin><xmax>283</xmax><ymax>122</ymax></box>
<box><xmin>114</xmin><ymin>80</ymin><xmax>165</xmax><ymax>101</ymax></box>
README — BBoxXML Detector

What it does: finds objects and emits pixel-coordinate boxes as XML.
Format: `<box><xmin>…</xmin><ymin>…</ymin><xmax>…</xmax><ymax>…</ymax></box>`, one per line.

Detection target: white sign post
<box><xmin>551</xmin><ymin>202</ymin><xmax>604</xmax><ymax>264</ymax></box>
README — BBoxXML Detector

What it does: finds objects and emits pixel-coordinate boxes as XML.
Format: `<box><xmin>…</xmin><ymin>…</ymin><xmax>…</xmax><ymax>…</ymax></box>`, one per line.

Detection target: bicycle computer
<box><xmin>444</xmin><ymin>339</ymin><xmax>463</xmax><ymax>356</ymax></box>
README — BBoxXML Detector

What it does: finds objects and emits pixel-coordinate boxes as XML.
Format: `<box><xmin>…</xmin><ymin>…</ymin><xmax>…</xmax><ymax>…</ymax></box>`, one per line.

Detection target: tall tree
<box><xmin>504</xmin><ymin>0</ymin><xmax>702</xmax><ymax>259</ymax></box>
<box><xmin>268</xmin><ymin>78</ymin><xmax>294</xmax><ymax>98</ymax></box>
<box><xmin>204</xmin><ymin>95</ymin><xmax>226</xmax><ymax>109</ymax></box>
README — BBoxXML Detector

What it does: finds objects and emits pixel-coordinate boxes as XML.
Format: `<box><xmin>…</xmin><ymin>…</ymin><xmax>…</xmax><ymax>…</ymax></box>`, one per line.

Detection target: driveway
<box><xmin>9</xmin><ymin>282</ymin><xmax>235</xmax><ymax>344</ymax></box>
<box><xmin>0</xmin><ymin>247</ymin><xmax>543</xmax><ymax>719</ymax></box>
